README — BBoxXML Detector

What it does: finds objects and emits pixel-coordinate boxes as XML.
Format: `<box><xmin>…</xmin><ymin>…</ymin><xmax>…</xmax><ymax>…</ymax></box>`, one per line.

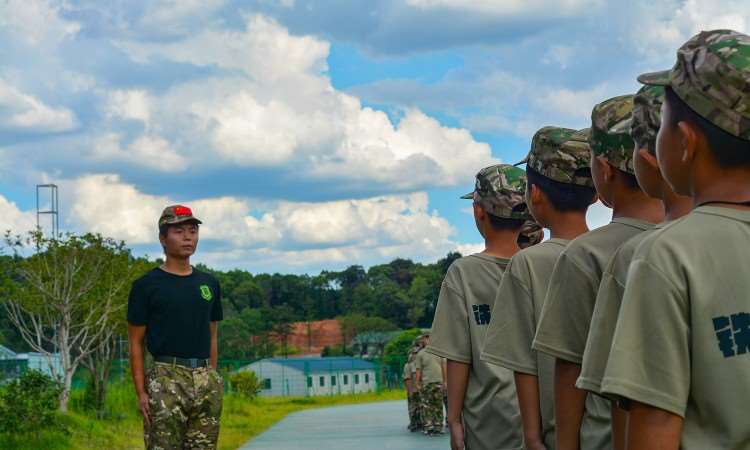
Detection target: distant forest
<box><xmin>0</xmin><ymin>250</ymin><xmax>462</xmax><ymax>360</ymax></box>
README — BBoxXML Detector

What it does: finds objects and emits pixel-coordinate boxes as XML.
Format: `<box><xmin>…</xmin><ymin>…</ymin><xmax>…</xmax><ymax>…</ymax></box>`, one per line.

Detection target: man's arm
<box><xmin>514</xmin><ymin>372</ymin><xmax>546</xmax><ymax>450</ymax></box>
<box><xmin>447</xmin><ymin>360</ymin><xmax>470</xmax><ymax>450</ymax></box>
<box><xmin>210</xmin><ymin>321</ymin><xmax>219</xmax><ymax>369</ymax></box>
<box><xmin>554</xmin><ymin>359</ymin><xmax>586</xmax><ymax>450</ymax></box>
<box><xmin>626</xmin><ymin>402</ymin><xmax>682</xmax><ymax>450</ymax></box>
<box><xmin>404</xmin><ymin>378</ymin><xmax>412</xmax><ymax>394</ymax></box>
<box><xmin>128</xmin><ymin>323</ymin><xmax>149</xmax><ymax>424</ymax></box>
<box><xmin>612</xmin><ymin>401</ymin><xmax>628</xmax><ymax>450</ymax></box>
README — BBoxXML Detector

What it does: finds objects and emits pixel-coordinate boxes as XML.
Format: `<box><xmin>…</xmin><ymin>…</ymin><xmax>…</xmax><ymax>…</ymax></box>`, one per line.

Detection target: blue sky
<box><xmin>1</xmin><ymin>0</ymin><xmax>748</xmax><ymax>273</ymax></box>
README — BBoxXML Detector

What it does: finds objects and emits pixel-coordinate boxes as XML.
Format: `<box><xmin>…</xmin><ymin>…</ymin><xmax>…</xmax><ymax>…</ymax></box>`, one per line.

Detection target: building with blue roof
<box><xmin>240</xmin><ymin>357</ymin><xmax>377</xmax><ymax>397</ymax></box>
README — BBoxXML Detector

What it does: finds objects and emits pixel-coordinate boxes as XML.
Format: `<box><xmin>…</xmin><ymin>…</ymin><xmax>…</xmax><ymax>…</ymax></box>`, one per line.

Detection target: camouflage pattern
<box><xmin>405</xmin><ymin>351</ymin><xmax>421</xmax><ymax>431</ymax></box>
<box><xmin>591</xmin><ymin>95</ymin><xmax>637</xmax><ymax>174</ymax></box>
<box><xmin>145</xmin><ymin>363</ymin><xmax>223</xmax><ymax>450</ymax></box>
<box><xmin>631</xmin><ymin>85</ymin><xmax>665</xmax><ymax>154</ymax></box>
<box><xmin>412</xmin><ymin>390</ymin><xmax>423</xmax><ymax>430</ymax></box>
<box><xmin>639</xmin><ymin>29</ymin><xmax>750</xmax><ymax>140</ymax></box>
<box><xmin>461</xmin><ymin>164</ymin><xmax>532</xmax><ymax>220</ymax></box>
<box><xmin>420</xmin><ymin>382</ymin><xmax>444</xmax><ymax>434</ymax></box>
<box><xmin>159</xmin><ymin>204</ymin><xmax>203</xmax><ymax>227</ymax></box>
<box><xmin>518</xmin><ymin>220</ymin><xmax>544</xmax><ymax>249</ymax></box>
<box><xmin>408</xmin><ymin>391</ymin><xmax>422</xmax><ymax>431</ymax></box>
<box><xmin>520</xmin><ymin>126</ymin><xmax>594</xmax><ymax>187</ymax></box>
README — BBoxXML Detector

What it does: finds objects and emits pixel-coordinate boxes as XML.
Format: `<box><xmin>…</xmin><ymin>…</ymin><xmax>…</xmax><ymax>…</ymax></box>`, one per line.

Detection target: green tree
<box><xmin>405</xmin><ymin>276</ymin><xmax>432</xmax><ymax>327</ymax></box>
<box><xmin>383</xmin><ymin>328</ymin><xmax>422</xmax><ymax>369</ymax></box>
<box><xmin>1</xmin><ymin>232</ymin><xmax>137</xmax><ymax>412</ymax></box>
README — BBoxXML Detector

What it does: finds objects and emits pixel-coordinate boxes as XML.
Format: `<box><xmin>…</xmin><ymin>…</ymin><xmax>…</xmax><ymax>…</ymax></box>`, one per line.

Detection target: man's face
<box><xmin>161</xmin><ymin>222</ymin><xmax>199</xmax><ymax>258</ymax></box>
<box><xmin>656</xmin><ymin>99</ymin><xmax>691</xmax><ymax>195</ymax></box>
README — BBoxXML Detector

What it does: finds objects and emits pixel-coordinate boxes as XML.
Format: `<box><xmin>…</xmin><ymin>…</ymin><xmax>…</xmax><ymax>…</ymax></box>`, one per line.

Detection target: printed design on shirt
<box><xmin>712</xmin><ymin>313</ymin><xmax>750</xmax><ymax>358</ymax></box>
<box><xmin>472</xmin><ymin>304</ymin><xmax>491</xmax><ymax>325</ymax></box>
<box><xmin>200</xmin><ymin>284</ymin><xmax>213</xmax><ymax>301</ymax></box>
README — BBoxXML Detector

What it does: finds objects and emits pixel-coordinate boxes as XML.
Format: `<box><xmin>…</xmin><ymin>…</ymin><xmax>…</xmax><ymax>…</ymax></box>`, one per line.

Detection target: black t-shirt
<box><xmin>127</xmin><ymin>268</ymin><xmax>223</xmax><ymax>359</ymax></box>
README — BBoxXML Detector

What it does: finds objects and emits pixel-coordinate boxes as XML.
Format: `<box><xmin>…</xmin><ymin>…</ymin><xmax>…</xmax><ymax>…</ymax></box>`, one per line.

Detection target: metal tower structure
<box><xmin>36</xmin><ymin>184</ymin><xmax>59</xmax><ymax>238</ymax></box>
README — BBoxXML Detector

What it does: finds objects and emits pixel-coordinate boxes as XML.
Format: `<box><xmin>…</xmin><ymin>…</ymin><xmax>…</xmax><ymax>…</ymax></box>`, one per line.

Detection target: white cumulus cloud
<box><xmin>407</xmin><ymin>0</ymin><xmax>601</xmax><ymax>16</ymax></box>
<box><xmin>0</xmin><ymin>195</ymin><xmax>36</xmax><ymax>235</ymax></box>
<box><xmin>111</xmin><ymin>15</ymin><xmax>496</xmax><ymax>187</ymax></box>
<box><xmin>0</xmin><ymin>79</ymin><xmax>77</xmax><ymax>132</ymax></box>
<box><xmin>63</xmin><ymin>174</ymin><xmax>458</xmax><ymax>271</ymax></box>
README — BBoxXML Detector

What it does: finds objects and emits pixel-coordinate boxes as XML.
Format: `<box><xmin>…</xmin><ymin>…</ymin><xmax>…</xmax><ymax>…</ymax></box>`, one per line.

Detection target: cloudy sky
<box><xmin>1</xmin><ymin>0</ymin><xmax>747</xmax><ymax>273</ymax></box>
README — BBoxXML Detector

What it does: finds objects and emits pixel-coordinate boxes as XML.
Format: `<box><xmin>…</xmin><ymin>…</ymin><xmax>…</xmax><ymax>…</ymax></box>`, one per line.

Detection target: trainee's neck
<box><xmin>163</xmin><ymin>256</ymin><xmax>192</xmax><ymax>275</ymax></box>
<box><xmin>546</xmin><ymin>211</ymin><xmax>589</xmax><ymax>241</ymax></box>
<box><xmin>484</xmin><ymin>231</ymin><xmax>521</xmax><ymax>259</ymax></box>
<box><xmin>693</xmin><ymin>170</ymin><xmax>750</xmax><ymax>209</ymax></box>
<box><xmin>612</xmin><ymin>191</ymin><xmax>665</xmax><ymax>224</ymax></box>
<box><xmin>661</xmin><ymin>188</ymin><xmax>693</xmax><ymax>222</ymax></box>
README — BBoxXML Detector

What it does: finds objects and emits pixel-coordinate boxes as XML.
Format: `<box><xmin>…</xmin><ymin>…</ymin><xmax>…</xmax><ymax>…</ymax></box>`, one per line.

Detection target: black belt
<box><xmin>154</xmin><ymin>356</ymin><xmax>210</xmax><ymax>369</ymax></box>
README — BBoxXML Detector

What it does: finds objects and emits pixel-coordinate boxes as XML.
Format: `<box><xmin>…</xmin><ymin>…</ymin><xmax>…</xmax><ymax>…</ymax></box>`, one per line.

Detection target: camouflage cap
<box><xmin>517</xmin><ymin>220</ymin><xmax>544</xmax><ymax>249</ymax></box>
<box><xmin>461</xmin><ymin>164</ymin><xmax>532</xmax><ymax>220</ymax></box>
<box><xmin>631</xmin><ymin>85</ymin><xmax>665</xmax><ymax>154</ymax></box>
<box><xmin>638</xmin><ymin>29</ymin><xmax>750</xmax><ymax>141</ymax></box>
<box><xmin>590</xmin><ymin>95</ymin><xmax>636</xmax><ymax>174</ymax></box>
<box><xmin>519</xmin><ymin>126</ymin><xmax>594</xmax><ymax>187</ymax></box>
<box><xmin>158</xmin><ymin>205</ymin><xmax>202</xmax><ymax>228</ymax></box>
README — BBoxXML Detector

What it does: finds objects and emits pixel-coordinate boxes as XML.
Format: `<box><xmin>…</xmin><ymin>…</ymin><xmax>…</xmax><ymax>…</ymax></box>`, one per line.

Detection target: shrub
<box><xmin>229</xmin><ymin>370</ymin><xmax>262</xmax><ymax>399</ymax></box>
<box><xmin>0</xmin><ymin>370</ymin><xmax>65</xmax><ymax>434</ymax></box>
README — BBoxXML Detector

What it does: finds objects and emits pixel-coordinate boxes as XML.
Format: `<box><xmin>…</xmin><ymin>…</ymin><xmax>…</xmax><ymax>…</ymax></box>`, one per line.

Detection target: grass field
<box><xmin>0</xmin><ymin>384</ymin><xmax>406</xmax><ymax>450</ymax></box>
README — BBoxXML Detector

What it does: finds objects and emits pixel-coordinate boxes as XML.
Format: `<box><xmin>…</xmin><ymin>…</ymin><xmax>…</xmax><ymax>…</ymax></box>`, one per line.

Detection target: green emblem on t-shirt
<box><xmin>200</xmin><ymin>285</ymin><xmax>213</xmax><ymax>301</ymax></box>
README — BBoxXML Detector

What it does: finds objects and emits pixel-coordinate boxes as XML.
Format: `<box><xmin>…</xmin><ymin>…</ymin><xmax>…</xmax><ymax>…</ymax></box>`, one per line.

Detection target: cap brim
<box><xmin>171</xmin><ymin>217</ymin><xmax>203</xmax><ymax>225</ymax></box>
<box><xmin>514</xmin><ymin>157</ymin><xmax>528</xmax><ymax>167</ymax></box>
<box><xmin>460</xmin><ymin>192</ymin><xmax>474</xmax><ymax>199</ymax></box>
<box><xmin>637</xmin><ymin>70</ymin><xmax>671</xmax><ymax>86</ymax></box>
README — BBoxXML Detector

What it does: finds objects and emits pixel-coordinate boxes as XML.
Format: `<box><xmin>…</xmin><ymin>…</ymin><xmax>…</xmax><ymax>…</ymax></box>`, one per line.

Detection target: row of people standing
<box><xmin>426</xmin><ymin>29</ymin><xmax>750</xmax><ymax>450</ymax></box>
<box><xmin>403</xmin><ymin>332</ymin><xmax>448</xmax><ymax>436</ymax></box>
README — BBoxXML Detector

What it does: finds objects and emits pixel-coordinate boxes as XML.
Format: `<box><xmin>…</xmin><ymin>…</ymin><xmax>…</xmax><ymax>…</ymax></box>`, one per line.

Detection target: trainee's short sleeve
<box><xmin>533</xmin><ymin>252</ymin><xmax>598</xmax><ymax>364</ymax></box>
<box><xmin>577</xmin><ymin>269</ymin><xmax>624</xmax><ymax>394</ymax></box>
<box><xmin>210</xmin><ymin>280</ymin><xmax>223</xmax><ymax>321</ymax></box>
<box><xmin>601</xmin><ymin>258</ymin><xmax>690</xmax><ymax>417</ymax></box>
<box><xmin>428</xmin><ymin>267</ymin><xmax>472</xmax><ymax>363</ymax></box>
<box><xmin>126</xmin><ymin>278</ymin><xmax>150</xmax><ymax>325</ymax></box>
<box><xmin>482</xmin><ymin>258</ymin><xmax>537</xmax><ymax>375</ymax></box>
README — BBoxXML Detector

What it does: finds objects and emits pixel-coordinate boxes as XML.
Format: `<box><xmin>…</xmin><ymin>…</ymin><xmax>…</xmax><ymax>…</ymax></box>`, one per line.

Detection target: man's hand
<box><xmin>138</xmin><ymin>391</ymin><xmax>151</xmax><ymax>425</ymax></box>
<box><xmin>448</xmin><ymin>420</ymin><xmax>465</xmax><ymax>450</ymax></box>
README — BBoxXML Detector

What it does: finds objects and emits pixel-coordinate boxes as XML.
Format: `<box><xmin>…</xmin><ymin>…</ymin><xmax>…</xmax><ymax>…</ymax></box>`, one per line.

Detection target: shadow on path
<box><xmin>241</xmin><ymin>400</ymin><xmax>448</xmax><ymax>450</ymax></box>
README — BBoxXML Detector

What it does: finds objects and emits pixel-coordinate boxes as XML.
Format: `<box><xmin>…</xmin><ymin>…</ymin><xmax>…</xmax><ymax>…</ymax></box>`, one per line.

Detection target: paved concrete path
<box><xmin>241</xmin><ymin>400</ymin><xmax>449</xmax><ymax>449</ymax></box>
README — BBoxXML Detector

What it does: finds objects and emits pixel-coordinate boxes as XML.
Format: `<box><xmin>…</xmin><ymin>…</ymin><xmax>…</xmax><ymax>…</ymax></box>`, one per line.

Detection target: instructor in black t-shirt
<box><xmin>127</xmin><ymin>205</ymin><xmax>224</xmax><ymax>450</ymax></box>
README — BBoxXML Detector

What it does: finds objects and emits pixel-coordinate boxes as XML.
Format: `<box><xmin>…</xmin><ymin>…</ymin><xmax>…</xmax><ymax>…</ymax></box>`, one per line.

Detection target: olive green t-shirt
<box><xmin>481</xmin><ymin>239</ymin><xmax>570</xmax><ymax>449</ymax></box>
<box><xmin>601</xmin><ymin>207</ymin><xmax>750</xmax><ymax>450</ymax></box>
<box><xmin>416</xmin><ymin>348</ymin><xmax>443</xmax><ymax>385</ymax></box>
<box><xmin>577</xmin><ymin>225</ymin><xmax>663</xmax><ymax>394</ymax></box>
<box><xmin>403</xmin><ymin>360</ymin><xmax>413</xmax><ymax>381</ymax></box>
<box><xmin>533</xmin><ymin>218</ymin><xmax>653</xmax><ymax>450</ymax></box>
<box><xmin>428</xmin><ymin>254</ymin><xmax>522</xmax><ymax>450</ymax></box>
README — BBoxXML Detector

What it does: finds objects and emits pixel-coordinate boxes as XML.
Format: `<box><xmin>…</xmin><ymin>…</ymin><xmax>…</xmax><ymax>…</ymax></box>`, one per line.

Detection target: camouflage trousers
<box><xmin>408</xmin><ymin>391</ymin><xmax>422</xmax><ymax>430</ymax></box>
<box><xmin>145</xmin><ymin>363</ymin><xmax>224</xmax><ymax>450</ymax></box>
<box><xmin>420</xmin><ymin>383</ymin><xmax>444</xmax><ymax>433</ymax></box>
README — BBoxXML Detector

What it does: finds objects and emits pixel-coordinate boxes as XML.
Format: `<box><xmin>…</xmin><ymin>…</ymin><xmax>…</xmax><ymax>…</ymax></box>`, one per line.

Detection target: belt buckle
<box><xmin>188</xmin><ymin>358</ymin><xmax>199</xmax><ymax>369</ymax></box>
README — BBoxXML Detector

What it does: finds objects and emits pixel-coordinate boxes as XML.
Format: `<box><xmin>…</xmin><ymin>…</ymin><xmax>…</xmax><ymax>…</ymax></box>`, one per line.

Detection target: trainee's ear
<box><xmin>529</xmin><ymin>183</ymin><xmax>543</xmax><ymax>204</ymax></box>
<box><xmin>472</xmin><ymin>202</ymin><xmax>485</xmax><ymax>219</ymax></box>
<box><xmin>638</xmin><ymin>148</ymin><xmax>659</xmax><ymax>168</ymax></box>
<box><xmin>596</xmin><ymin>155</ymin><xmax>614</xmax><ymax>180</ymax></box>
<box><xmin>676</xmin><ymin>121</ymin><xmax>699</xmax><ymax>163</ymax></box>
